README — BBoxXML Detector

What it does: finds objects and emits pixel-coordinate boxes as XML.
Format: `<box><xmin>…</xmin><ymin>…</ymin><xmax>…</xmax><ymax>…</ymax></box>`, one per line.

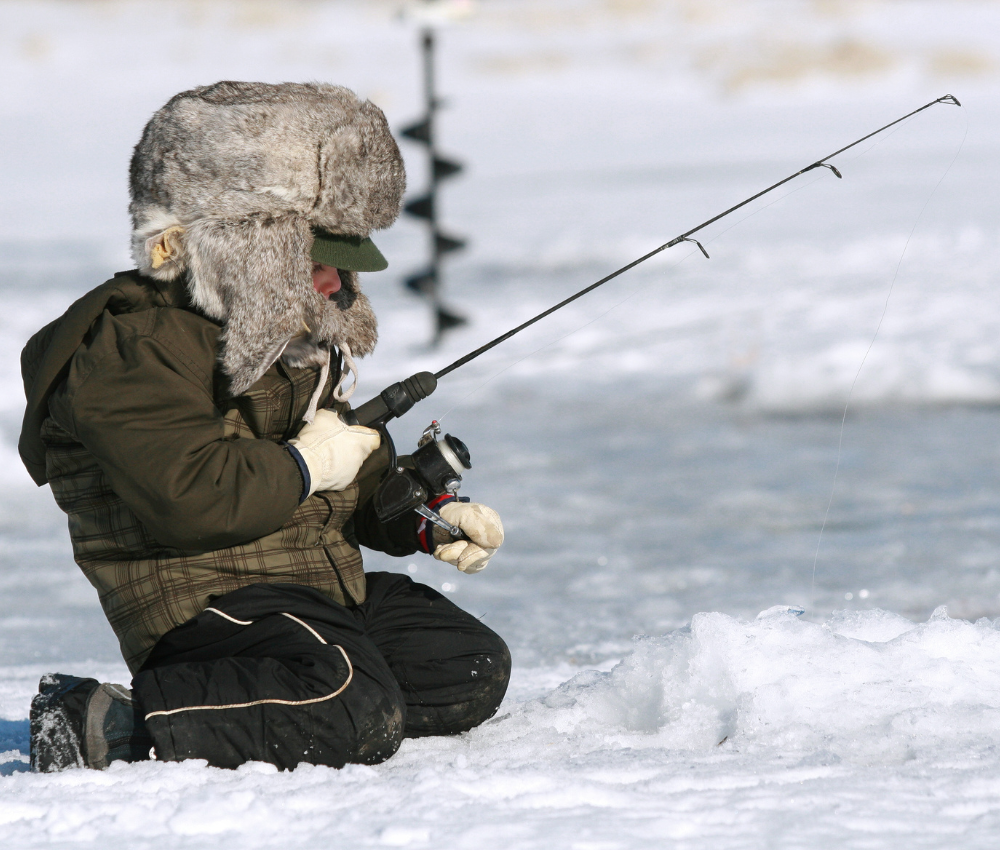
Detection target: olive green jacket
<box><xmin>19</xmin><ymin>271</ymin><xmax>416</xmax><ymax>673</ymax></box>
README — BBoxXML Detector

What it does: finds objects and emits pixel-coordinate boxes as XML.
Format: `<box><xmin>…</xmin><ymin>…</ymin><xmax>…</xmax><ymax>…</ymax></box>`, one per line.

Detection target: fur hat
<box><xmin>129</xmin><ymin>81</ymin><xmax>405</xmax><ymax>395</ymax></box>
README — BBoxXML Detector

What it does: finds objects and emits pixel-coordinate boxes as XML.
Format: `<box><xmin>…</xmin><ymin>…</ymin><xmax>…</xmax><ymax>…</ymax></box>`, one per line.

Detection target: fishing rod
<box><xmin>344</xmin><ymin>94</ymin><xmax>961</xmax><ymax>535</ymax></box>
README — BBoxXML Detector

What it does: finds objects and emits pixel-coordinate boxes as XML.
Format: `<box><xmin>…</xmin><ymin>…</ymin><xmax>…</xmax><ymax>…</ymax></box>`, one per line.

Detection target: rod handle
<box><xmin>343</xmin><ymin>372</ymin><xmax>438</xmax><ymax>428</ymax></box>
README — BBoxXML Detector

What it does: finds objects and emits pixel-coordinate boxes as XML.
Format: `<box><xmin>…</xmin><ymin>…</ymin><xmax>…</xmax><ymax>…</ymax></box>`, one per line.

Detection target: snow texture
<box><xmin>1</xmin><ymin>0</ymin><xmax>1000</xmax><ymax>847</ymax></box>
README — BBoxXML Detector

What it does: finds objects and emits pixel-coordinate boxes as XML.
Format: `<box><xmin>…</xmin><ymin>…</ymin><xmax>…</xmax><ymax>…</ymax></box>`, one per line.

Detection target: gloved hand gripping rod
<box><xmin>341</xmin><ymin>372</ymin><xmax>467</xmax><ymax>536</ymax></box>
<box><xmin>343</xmin><ymin>95</ymin><xmax>961</xmax><ymax>529</ymax></box>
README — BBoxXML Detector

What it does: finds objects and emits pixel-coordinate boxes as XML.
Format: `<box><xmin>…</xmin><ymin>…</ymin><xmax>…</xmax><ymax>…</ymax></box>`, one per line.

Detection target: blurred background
<box><xmin>0</xmin><ymin>0</ymin><xmax>998</xmax><ymax>675</ymax></box>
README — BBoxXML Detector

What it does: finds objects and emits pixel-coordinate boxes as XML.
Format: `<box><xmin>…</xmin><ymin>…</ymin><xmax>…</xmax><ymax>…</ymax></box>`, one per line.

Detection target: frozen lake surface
<box><xmin>1</xmin><ymin>1</ymin><xmax>999</xmax><ymax>847</ymax></box>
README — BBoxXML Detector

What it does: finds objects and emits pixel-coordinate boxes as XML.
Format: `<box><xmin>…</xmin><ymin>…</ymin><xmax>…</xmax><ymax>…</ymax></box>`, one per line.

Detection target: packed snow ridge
<box><xmin>479</xmin><ymin>606</ymin><xmax>1000</xmax><ymax>763</ymax></box>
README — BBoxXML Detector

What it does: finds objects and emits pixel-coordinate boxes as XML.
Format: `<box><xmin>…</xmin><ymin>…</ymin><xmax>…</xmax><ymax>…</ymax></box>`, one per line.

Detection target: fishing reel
<box><xmin>373</xmin><ymin>421</ymin><xmax>471</xmax><ymax>531</ymax></box>
<box><xmin>342</xmin><ymin>372</ymin><xmax>471</xmax><ymax>537</ymax></box>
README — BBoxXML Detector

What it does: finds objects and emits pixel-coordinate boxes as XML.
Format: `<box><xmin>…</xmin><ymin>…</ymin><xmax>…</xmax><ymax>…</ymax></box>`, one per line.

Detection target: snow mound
<box><xmin>478</xmin><ymin>606</ymin><xmax>1000</xmax><ymax>764</ymax></box>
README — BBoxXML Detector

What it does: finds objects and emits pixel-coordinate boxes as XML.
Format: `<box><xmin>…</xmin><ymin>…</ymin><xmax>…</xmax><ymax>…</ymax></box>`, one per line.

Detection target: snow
<box><xmin>7</xmin><ymin>608</ymin><xmax>1000</xmax><ymax>846</ymax></box>
<box><xmin>2</xmin><ymin>0</ymin><xmax>1000</xmax><ymax>846</ymax></box>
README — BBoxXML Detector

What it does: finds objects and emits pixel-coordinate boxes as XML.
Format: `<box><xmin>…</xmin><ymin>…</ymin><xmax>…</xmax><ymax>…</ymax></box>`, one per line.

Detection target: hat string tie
<box><xmin>302</xmin><ymin>349</ymin><xmax>332</xmax><ymax>424</ymax></box>
<box><xmin>332</xmin><ymin>342</ymin><xmax>359</xmax><ymax>403</ymax></box>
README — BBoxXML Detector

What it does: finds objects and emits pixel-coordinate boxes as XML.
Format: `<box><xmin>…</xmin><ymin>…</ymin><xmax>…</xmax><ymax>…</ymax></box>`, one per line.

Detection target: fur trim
<box><xmin>129</xmin><ymin>81</ymin><xmax>402</xmax><ymax>394</ymax></box>
<box><xmin>281</xmin><ymin>270</ymin><xmax>378</xmax><ymax>369</ymax></box>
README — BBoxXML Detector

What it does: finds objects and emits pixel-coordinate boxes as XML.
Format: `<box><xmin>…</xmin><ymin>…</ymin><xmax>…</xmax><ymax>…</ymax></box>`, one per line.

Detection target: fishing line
<box><xmin>346</xmin><ymin>98</ymin><xmax>966</xmax><ymax>556</ymax></box>
<box><xmin>809</xmin><ymin>111</ymin><xmax>970</xmax><ymax>604</ymax></box>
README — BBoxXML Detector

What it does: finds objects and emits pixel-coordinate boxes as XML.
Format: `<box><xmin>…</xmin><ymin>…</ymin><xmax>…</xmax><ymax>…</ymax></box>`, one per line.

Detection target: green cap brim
<box><xmin>310</xmin><ymin>229</ymin><xmax>388</xmax><ymax>272</ymax></box>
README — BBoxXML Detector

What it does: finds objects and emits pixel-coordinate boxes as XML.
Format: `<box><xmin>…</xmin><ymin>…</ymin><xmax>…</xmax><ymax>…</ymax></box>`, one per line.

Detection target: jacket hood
<box><xmin>19</xmin><ymin>273</ymin><xmax>191</xmax><ymax>486</ymax></box>
<box><xmin>129</xmin><ymin>81</ymin><xmax>404</xmax><ymax>395</ymax></box>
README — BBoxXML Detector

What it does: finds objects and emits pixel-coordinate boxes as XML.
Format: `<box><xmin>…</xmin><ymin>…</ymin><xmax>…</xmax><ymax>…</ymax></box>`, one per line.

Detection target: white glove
<box><xmin>432</xmin><ymin>501</ymin><xmax>504</xmax><ymax>574</ymax></box>
<box><xmin>287</xmin><ymin>409</ymin><xmax>380</xmax><ymax>496</ymax></box>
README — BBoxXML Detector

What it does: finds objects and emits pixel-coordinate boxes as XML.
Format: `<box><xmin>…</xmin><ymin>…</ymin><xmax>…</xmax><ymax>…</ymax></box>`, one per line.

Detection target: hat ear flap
<box><xmin>185</xmin><ymin>213</ymin><xmax>312</xmax><ymax>395</ymax></box>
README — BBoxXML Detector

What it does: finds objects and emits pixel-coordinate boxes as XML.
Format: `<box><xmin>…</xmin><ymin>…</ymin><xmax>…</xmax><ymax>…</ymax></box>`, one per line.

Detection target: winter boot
<box><xmin>30</xmin><ymin>673</ymin><xmax>95</xmax><ymax>771</ymax></box>
<box><xmin>30</xmin><ymin>673</ymin><xmax>153</xmax><ymax>772</ymax></box>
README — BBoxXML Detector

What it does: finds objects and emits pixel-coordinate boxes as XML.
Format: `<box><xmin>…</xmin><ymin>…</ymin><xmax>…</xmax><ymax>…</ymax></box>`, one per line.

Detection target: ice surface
<box><xmin>2</xmin><ymin>0</ymin><xmax>1000</xmax><ymax>847</ymax></box>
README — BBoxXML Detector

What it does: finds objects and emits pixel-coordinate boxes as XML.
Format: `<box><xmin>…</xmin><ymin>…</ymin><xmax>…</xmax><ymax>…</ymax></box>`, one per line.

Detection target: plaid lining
<box><xmin>42</xmin><ymin>358</ymin><xmax>370</xmax><ymax>675</ymax></box>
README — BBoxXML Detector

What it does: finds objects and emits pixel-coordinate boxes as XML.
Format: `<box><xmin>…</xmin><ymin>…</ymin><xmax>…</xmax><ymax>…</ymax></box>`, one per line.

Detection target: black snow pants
<box><xmin>131</xmin><ymin>573</ymin><xmax>511</xmax><ymax>770</ymax></box>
